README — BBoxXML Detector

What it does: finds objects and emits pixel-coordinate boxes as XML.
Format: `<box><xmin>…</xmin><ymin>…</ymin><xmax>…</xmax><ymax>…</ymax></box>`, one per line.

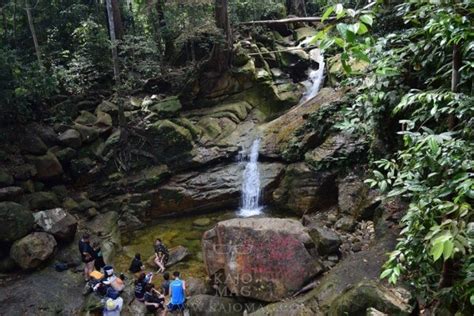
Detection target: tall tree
<box><xmin>111</xmin><ymin>0</ymin><xmax>124</xmax><ymax>40</ymax></box>
<box><xmin>212</xmin><ymin>0</ymin><xmax>232</xmax><ymax>71</ymax></box>
<box><xmin>24</xmin><ymin>0</ymin><xmax>42</xmax><ymax>68</ymax></box>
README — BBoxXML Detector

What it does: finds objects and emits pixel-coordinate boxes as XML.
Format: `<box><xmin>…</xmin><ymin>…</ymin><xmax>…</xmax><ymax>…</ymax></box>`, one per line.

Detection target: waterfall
<box><xmin>300</xmin><ymin>49</ymin><xmax>325</xmax><ymax>103</ymax></box>
<box><xmin>238</xmin><ymin>138</ymin><xmax>263</xmax><ymax>217</ymax></box>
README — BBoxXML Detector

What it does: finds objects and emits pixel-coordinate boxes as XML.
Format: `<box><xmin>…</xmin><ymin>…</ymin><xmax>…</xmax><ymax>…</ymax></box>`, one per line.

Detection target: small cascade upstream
<box><xmin>301</xmin><ymin>49</ymin><xmax>325</xmax><ymax>103</ymax></box>
<box><xmin>238</xmin><ymin>138</ymin><xmax>263</xmax><ymax>217</ymax></box>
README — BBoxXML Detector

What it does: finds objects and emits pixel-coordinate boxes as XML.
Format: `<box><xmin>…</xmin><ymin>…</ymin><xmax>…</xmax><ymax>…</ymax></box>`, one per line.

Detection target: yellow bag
<box><xmin>90</xmin><ymin>270</ymin><xmax>104</xmax><ymax>280</ymax></box>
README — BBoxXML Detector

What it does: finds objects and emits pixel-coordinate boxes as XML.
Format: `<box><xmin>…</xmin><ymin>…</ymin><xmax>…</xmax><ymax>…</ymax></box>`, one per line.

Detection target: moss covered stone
<box><xmin>0</xmin><ymin>201</ymin><xmax>34</xmax><ymax>243</ymax></box>
<box><xmin>149</xmin><ymin>96</ymin><xmax>182</xmax><ymax>118</ymax></box>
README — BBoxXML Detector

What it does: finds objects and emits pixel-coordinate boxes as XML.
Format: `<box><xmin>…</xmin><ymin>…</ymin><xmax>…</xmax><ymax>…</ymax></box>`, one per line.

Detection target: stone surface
<box><xmin>10</xmin><ymin>232</ymin><xmax>57</xmax><ymax>270</ymax></box>
<box><xmin>0</xmin><ymin>169</ymin><xmax>14</xmax><ymax>187</ymax></box>
<box><xmin>26</xmin><ymin>151</ymin><xmax>64</xmax><ymax>181</ymax></box>
<box><xmin>0</xmin><ymin>201</ymin><xmax>35</xmax><ymax>243</ymax></box>
<box><xmin>193</xmin><ymin>218</ymin><xmax>211</xmax><ymax>227</ymax></box>
<box><xmin>58</xmin><ymin>129</ymin><xmax>82</xmax><ymax>148</ymax></box>
<box><xmin>187</xmin><ymin>294</ymin><xmax>264</xmax><ymax>316</ymax></box>
<box><xmin>329</xmin><ymin>281</ymin><xmax>413</xmax><ymax>316</ymax></box>
<box><xmin>202</xmin><ymin>218</ymin><xmax>323</xmax><ymax>302</ymax></box>
<box><xmin>186</xmin><ymin>277</ymin><xmax>211</xmax><ymax>296</ymax></box>
<box><xmin>335</xmin><ymin>216</ymin><xmax>356</xmax><ymax>232</ymax></box>
<box><xmin>88</xmin><ymin>211</ymin><xmax>121</xmax><ymax>264</ymax></box>
<box><xmin>22</xmin><ymin>191</ymin><xmax>60</xmax><ymax>210</ymax></box>
<box><xmin>338</xmin><ymin>173</ymin><xmax>380</xmax><ymax>220</ymax></box>
<box><xmin>146</xmin><ymin>245</ymin><xmax>190</xmax><ymax>268</ymax></box>
<box><xmin>74</xmin><ymin>110</ymin><xmax>97</xmax><ymax>125</ymax></box>
<box><xmin>273</xmin><ymin>163</ymin><xmax>337</xmax><ymax>215</ymax></box>
<box><xmin>260</xmin><ymin>88</ymin><xmax>344</xmax><ymax>158</ymax></box>
<box><xmin>151</xmin><ymin>162</ymin><xmax>284</xmax><ymax>217</ymax></box>
<box><xmin>308</xmin><ymin>224</ymin><xmax>342</xmax><ymax>255</ymax></box>
<box><xmin>19</xmin><ymin>134</ymin><xmax>48</xmax><ymax>155</ymax></box>
<box><xmin>34</xmin><ymin>208</ymin><xmax>78</xmax><ymax>242</ymax></box>
<box><xmin>149</xmin><ymin>96</ymin><xmax>182</xmax><ymax>118</ymax></box>
<box><xmin>0</xmin><ymin>186</ymin><xmax>24</xmax><ymax>202</ymax></box>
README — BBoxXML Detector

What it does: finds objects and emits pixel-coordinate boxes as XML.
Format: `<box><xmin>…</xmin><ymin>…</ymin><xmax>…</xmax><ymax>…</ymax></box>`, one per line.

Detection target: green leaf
<box><xmin>357</xmin><ymin>22</ymin><xmax>369</xmax><ymax>35</ymax></box>
<box><xmin>380</xmin><ymin>269</ymin><xmax>392</xmax><ymax>279</ymax></box>
<box><xmin>335</xmin><ymin>4</ymin><xmax>344</xmax><ymax>15</ymax></box>
<box><xmin>351</xmin><ymin>48</ymin><xmax>370</xmax><ymax>63</ymax></box>
<box><xmin>431</xmin><ymin>242</ymin><xmax>444</xmax><ymax>261</ymax></box>
<box><xmin>360</xmin><ymin>14</ymin><xmax>373</xmax><ymax>26</ymax></box>
<box><xmin>321</xmin><ymin>6</ymin><xmax>334</xmax><ymax>22</ymax></box>
<box><xmin>443</xmin><ymin>240</ymin><xmax>454</xmax><ymax>260</ymax></box>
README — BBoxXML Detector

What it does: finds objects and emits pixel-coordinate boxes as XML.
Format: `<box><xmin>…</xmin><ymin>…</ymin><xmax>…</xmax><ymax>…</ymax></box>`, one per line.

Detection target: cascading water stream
<box><xmin>238</xmin><ymin>138</ymin><xmax>263</xmax><ymax>217</ymax></box>
<box><xmin>300</xmin><ymin>49</ymin><xmax>325</xmax><ymax>103</ymax></box>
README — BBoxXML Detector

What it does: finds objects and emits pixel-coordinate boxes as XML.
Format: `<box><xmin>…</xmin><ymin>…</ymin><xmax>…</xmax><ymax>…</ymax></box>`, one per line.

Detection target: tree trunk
<box><xmin>155</xmin><ymin>0</ymin><xmax>174</xmax><ymax>60</ymax></box>
<box><xmin>448</xmin><ymin>43</ymin><xmax>461</xmax><ymax>129</ymax></box>
<box><xmin>25</xmin><ymin>0</ymin><xmax>42</xmax><ymax>68</ymax></box>
<box><xmin>13</xmin><ymin>0</ymin><xmax>17</xmax><ymax>47</ymax></box>
<box><xmin>212</xmin><ymin>0</ymin><xmax>232</xmax><ymax>71</ymax></box>
<box><xmin>111</xmin><ymin>0</ymin><xmax>124</xmax><ymax>40</ymax></box>
<box><xmin>286</xmin><ymin>0</ymin><xmax>306</xmax><ymax>17</ymax></box>
<box><xmin>105</xmin><ymin>0</ymin><xmax>125</xmax><ymax>126</ymax></box>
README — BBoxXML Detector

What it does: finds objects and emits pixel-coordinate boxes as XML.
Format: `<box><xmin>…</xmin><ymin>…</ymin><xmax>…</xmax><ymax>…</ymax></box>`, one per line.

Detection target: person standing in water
<box><xmin>164</xmin><ymin>271</ymin><xmax>186</xmax><ymax>315</ymax></box>
<box><xmin>154</xmin><ymin>238</ymin><xmax>169</xmax><ymax>273</ymax></box>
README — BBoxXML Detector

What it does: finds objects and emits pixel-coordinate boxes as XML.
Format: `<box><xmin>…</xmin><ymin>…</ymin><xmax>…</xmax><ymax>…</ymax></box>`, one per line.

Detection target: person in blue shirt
<box><xmin>165</xmin><ymin>271</ymin><xmax>186</xmax><ymax>315</ymax></box>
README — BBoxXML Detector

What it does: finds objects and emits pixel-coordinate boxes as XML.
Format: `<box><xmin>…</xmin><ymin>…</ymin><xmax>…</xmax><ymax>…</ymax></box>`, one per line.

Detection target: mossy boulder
<box><xmin>10</xmin><ymin>232</ymin><xmax>57</xmax><ymax>270</ymax></box>
<box><xmin>58</xmin><ymin>129</ymin><xmax>82</xmax><ymax>149</ymax></box>
<box><xmin>329</xmin><ymin>281</ymin><xmax>413</xmax><ymax>316</ymax></box>
<box><xmin>146</xmin><ymin>119</ymin><xmax>194</xmax><ymax>162</ymax></box>
<box><xmin>149</xmin><ymin>96</ymin><xmax>182</xmax><ymax>118</ymax></box>
<box><xmin>25</xmin><ymin>151</ymin><xmax>64</xmax><ymax>181</ymax></box>
<box><xmin>19</xmin><ymin>134</ymin><xmax>48</xmax><ymax>155</ymax></box>
<box><xmin>95</xmin><ymin>100</ymin><xmax>118</xmax><ymax>116</ymax></box>
<box><xmin>21</xmin><ymin>191</ymin><xmax>60</xmax><ymax>210</ymax></box>
<box><xmin>295</xmin><ymin>26</ymin><xmax>317</xmax><ymax>42</ymax></box>
<box><xmin>74</xmin><ymin>110</ymin><xmax>97</xmax><ymax>126</ymax></box>
<box><xmin>197</xmin><ymin>117</ymin><xmax>222</xmax><ymax>139</ymax></box>
<box><xmin>0</xmin><ymin>201</ymin><xmax>34</xmax><ymax>243</ymax></box>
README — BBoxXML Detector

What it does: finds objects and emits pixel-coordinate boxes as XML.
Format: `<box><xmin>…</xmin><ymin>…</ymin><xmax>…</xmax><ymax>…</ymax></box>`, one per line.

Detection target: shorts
<box><xmin>167</xmin><ymin>302</ymin><xmax>185</xmax><ymax>312</ymax></box>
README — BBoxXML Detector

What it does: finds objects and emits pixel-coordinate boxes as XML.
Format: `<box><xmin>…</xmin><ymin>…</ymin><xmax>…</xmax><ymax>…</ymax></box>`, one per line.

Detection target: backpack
<box><xmin>54</xmin><ymin>262</ymin><xmax>69</xmax><ymax>272</ymax></box>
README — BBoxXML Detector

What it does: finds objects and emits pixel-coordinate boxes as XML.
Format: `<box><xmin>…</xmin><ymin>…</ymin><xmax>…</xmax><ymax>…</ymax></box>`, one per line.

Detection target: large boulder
<box><xmin>0</xmin><ymin>201</ymin><xmax>35</xmax><ymax>243</ymax></box>
<box><xmin>58</xmin><ymin>129</ymin><xmax>82</xmax><ymax>149</ymax></box>
<box><xmin>10</xmin><ymin>232</ymin><xmax>57</xmax><ymax>270</ymax></box>
<box><xmin>88</xmin><ymin>211</ymin><xmax>121</xmax><ymax>264</ymax></box>
<box><xmin>21</xmin><ymin>191</ymin><xmax>60</xmax><ymax>210</ymax></box>
<box><xmin>273</xmin><ymin>163</ymin><xmax>337</xmax><ymax>215</ymax></box>
<box><xmin>308</xmin><ymin>224</ymin><xmax>342</xmax><ymax>255</ymax></box>
<box><xmin>150</xmin><ymin>162</ymin><xmax>284</xmax><ymax>217</ymax></box>
<box><xmin>202</xmin><ymin>218</ymin><xmax>323</xmax><ymax>302</ymax></box>
<box><xmin>329</xmin><ymin>281</ymin><xmax>414</xmax><ymax>316</ymax></box>
<box><xmin>34</xmin><ymin>208</ymin><xmax>77</xmax><ymax>243</ymax></box>
<box><xmin>338</xmin><ymin>173</ymin><xmax>380</xmax><ymax>220</ymax></box>
<box><xmin>26</xmin><ymin>151</ymin><xmax>64</xmax><ymax>181</ymax></box>
<box><xmin>19</xmin><ymin>134</ymin><xmax>48</xmax><ymax>155</ymax></box>
<box><xmin>0</xmin><ymin>186</ymin><xmax>24</xmax><ymax>202</ymax></box>
<box><xmin>146</xmin><ymin>245</ymin><xmax>190</xmax><ymax>268</ymax></box>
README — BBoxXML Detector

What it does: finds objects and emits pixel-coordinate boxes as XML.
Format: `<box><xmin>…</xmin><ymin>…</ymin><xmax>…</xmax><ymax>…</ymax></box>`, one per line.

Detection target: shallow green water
<box><xmin>115</xmin><ymin>208</ymin><xmax>293</xmax><ymax>280</ymax></box>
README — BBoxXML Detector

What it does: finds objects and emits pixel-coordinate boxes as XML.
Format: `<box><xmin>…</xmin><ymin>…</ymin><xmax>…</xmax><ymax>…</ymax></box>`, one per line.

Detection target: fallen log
<box><xmin>238</xmin><ymin>2</ymin><xmax>376</xmax><ymax>26</ymax></box>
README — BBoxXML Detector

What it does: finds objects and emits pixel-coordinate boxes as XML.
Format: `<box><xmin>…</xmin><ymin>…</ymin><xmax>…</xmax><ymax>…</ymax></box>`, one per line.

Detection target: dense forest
<box><xmin>0</xmin><ymin>0</ymin><xmax>472</xmax><ymax>315</ymax></box>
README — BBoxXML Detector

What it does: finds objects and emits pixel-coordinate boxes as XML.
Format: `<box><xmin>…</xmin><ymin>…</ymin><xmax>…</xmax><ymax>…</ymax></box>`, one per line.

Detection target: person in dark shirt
<box><xmin>144</xmin><ymin>283</ymin><xmax>165</xmax><ymax>313</ymax></box>
<box><xmin>129</xmin><ymin>253</ymin><xmax>145</xmax><ymax>274</ymax></box>
<box><xmin>153</xmin><ymin>238</ymin><xmax>169</xmax><ymax>273</ymax></box>
<box><xmin>78</xmin><ymin>233</ymin><xmax>95</xmax><ymax>281</ymax></box>
<box><xmin>93</xmin><ymin>242</ymin><xmax>105</xmax><ymax>272</ymax></box>
<box><xmin>134</xmin><ymin>272</ymin><xmax>148</xmax><ymax>301</ymax></box>
<box><xmin>161</xmin><ymin>272</ymin><xmax>171</xmax><ymax>296</ymax></box>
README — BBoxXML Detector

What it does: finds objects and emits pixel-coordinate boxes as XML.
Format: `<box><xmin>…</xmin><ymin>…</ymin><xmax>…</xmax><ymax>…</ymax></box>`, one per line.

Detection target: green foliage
<box><xmin>328</xmin><ymin>0</ymin><xmax>473</xmax><ymax>312</ymax></box>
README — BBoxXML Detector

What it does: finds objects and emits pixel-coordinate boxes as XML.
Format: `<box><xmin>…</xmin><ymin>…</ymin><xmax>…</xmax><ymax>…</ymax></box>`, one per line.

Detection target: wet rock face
<box><xmin>150</xmin><ymin>162</ymin><xmax>284</xmax><ymax>217</ymax></box>
<box><xmin>0</xmin><ymin>201</ymin><xmax>35</xmax><ymax>243</ymax></box>
<box><xmin>34</xmin><ymin>208</ymin><xmax>77</xmax><ymax>243</ymax></box>
<box><xmin>10</xmin><ymin>232</ymin><xmax>57</xmax><ymax>270</ymax></box>
<box><xmin>187</xmin><ymin>294</ymin><xmax>264</xmax><ymax>316</ymax></box>
<box><xmin>273</xmin><ymin>162</ymin><xmax>337</xmax><ymax>215</ymax></box>
<box><xmin>202</xmin><ymin>218</ymin><xmax>323</xmax><ymax>302</ymax></box>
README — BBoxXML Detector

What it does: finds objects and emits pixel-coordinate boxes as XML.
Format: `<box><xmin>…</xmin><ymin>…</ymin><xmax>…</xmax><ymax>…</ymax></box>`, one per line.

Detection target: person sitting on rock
<box><xmin>93</xmin><ymin>241</ymin><xmax>105</xmax><ymax>272</ymax></box>
<box><xmin>78</xmin><ymin>233</ymin><xmax>95</xmax><ymax>282</ymax></box>
<box><xmin>154</xmin><ymin>238</ymin><xmax>169</xmax><ymax>273</ymax></box>
<box><xmin>103</xmin><ymin>288</ymin><xmax>123</xmax><ymax>316</ymax></box>
<box><xmin>144</xmin><ymin>283</ymin><xmax>165</xmax><ymax>315</ymax></box>
<box><xmin>102</xmin><ymin>265</ymin><xmax>125</xmax><ymax>292</ymax></box>
<box><xmin>161</xmin><ymin>272</ymin><xmax>171</xmax><ymax>297</ymax></box>
<box><xmin>129</xmin><ymin>253</ymin><xmax>145</xmax><ymax>275</ymax></box>
<box><xmin>134</xmin><ymin>272</ymin><xmax>153</xmax><ymax>302</ymax></box>
<box><xmin>164</xmin><ymin>271</ymin><xmax>186</xmax><ymax>316</ymax></box>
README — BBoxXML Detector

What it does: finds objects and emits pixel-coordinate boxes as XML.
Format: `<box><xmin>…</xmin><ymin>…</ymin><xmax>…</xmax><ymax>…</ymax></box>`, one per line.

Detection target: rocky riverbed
<box><xmin>0</xmin><ymin>24</ymin><xmax>414</xmax><ymax>315</ymax></box>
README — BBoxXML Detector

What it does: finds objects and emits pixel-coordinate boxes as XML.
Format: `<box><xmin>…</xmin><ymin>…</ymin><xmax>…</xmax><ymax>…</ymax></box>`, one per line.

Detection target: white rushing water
<box><xmin>238</xmin><ymin>138</ymin><xmax>263</xmax><ymax>217</ymax></box>
<box><xmin>300</xmin><ymin>48</ymin><xmax>325</xmax><ymax>103</ymax></box>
